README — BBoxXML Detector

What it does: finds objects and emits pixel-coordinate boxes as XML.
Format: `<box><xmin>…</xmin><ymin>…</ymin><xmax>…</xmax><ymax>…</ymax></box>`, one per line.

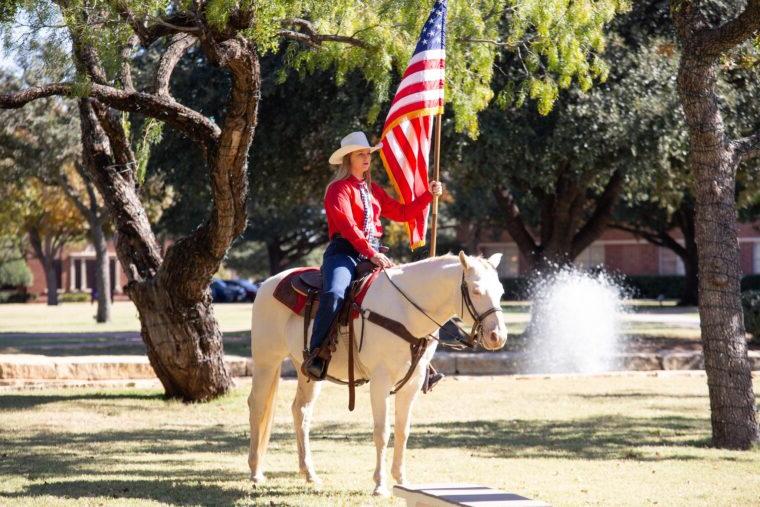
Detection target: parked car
<box><xmin>224</xmin><ymin>279</ymin><xmax>260</xmax><ymax>302</ymax></box>
<box><xmin>211</xmin><ymin>278</ymin><xmax>245</xmax><ymax>303</ymax></box>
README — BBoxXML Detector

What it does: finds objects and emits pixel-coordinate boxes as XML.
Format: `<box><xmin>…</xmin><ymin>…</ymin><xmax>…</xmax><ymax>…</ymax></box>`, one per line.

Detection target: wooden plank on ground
<box><xmin>393</xmin><ymin>483</ymin><xmax>551</xmax><ymax>507</ymax></box>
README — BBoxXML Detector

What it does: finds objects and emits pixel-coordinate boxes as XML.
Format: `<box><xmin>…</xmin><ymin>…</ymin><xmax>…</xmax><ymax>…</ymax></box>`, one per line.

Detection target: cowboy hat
<box><xmin>329</xmin><ymin>131</ymin><xmax>383</xmax><ymax>165</ymax></box>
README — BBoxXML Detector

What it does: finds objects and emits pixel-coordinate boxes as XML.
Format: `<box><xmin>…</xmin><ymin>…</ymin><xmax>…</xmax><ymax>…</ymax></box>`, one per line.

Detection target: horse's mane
<box><xmin>394</xmin><ymin>252</ymin><xmax>497</xmax><ymax>273</ymax></box>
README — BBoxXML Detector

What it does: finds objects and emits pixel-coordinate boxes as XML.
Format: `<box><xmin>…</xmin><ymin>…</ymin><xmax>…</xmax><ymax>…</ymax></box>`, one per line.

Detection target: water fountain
<box><xmin>525</xmin><ymin>266</ymin><xmax>626</xmax><ymax>374</ymax></box>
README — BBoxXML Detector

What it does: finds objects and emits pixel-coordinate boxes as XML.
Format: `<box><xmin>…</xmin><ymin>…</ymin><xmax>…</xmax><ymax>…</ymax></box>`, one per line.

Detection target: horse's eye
<box><xmin>472</xmin><ymin>285</ymin><xmax>484</xmax><ymax>296</ymax></box>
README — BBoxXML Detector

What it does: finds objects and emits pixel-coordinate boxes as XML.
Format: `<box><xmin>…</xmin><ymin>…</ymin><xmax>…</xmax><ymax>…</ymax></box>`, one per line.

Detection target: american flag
<box><xmin>379</xmin><ymin>0</ymin><xmax>446</xmax><ymax>249</ymax></box>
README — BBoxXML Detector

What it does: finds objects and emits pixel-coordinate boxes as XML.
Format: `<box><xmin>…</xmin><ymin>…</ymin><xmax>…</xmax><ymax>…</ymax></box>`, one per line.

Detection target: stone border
<box><xmin>0</xmin><ymin>351</ymin><xmax>758</xmax><ymax>383</ymax></box>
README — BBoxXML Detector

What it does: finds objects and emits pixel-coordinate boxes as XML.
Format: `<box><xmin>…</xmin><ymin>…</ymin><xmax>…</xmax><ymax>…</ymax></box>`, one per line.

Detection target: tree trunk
<box><xmin>78</xmin><ymin>98</ymin><xmax>232</xmax><ymax>400</ymax></box>
<box><xmin>266</xmin><ymin>241</ymin><xmax>285</xmax><ymax>275</ymax></box>
<box><xmin>129</xmin><ymin>280</ymin><xmax>230</xmax><ymax>401</ymax></box>
<box><xmin>43</xmin><ymin>259</ymin><xmax>59</xmax><ymax>306</ymax></box>
<box><xmin>675</xmin><ymin>28</ymin><xmax>759</xmax><ymax>448</ymax></box>
<box><xmin>90</xmin><ymin>221</ymin><xmax>111</xmax><ymax>323</ymax></box>
<box><xmin>28</xmin><ymin>229</ymin><xmax>59</xmax><ymax>306</ymax></box>
<box><xmin>494</xmin><ymin>169</ymin><xmax>623</xmax><ymax>277</ymax></box>
<box><xmin>677</xmin><ymin>198</ymin><xmax>699</xmax><ymax>306</ymax></box>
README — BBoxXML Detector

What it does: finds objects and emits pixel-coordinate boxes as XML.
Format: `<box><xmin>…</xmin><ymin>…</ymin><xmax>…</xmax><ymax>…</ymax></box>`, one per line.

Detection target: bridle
<box><xmin>457</xmin><ymin>274</ymin><xmax>502</xmax><ymax>348</ymax></box>
<box><xmin>380</xmin><ymin>268</ymin><xmax>502</xmax><ymax>349</ymax></box>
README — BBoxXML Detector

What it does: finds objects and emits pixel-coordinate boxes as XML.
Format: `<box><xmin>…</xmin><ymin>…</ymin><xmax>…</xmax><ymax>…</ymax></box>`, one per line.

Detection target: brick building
<box><xmin>25</xmin><ymin>241</ymin><xmax>128</xmax><ymax>301</ymax></box>
<box><xmin>474</xmin><ymin>223</ymin><xmax>760</xmax><ymax>278</ymax></box>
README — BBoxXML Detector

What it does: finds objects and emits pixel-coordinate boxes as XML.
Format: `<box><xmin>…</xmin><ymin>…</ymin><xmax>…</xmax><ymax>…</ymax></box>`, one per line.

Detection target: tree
<box><xmin>0</xmin><ymin>78</ymin><xmax>116</xmax><ymax>320</ymax></box>
<box><xmin>447</xmin><ymin>2</ymin><xmax>680</xmax><ymax>273</ymax></box>
<box><xmin>149</xmin><ymin>53</ymin><xmax>378</xmax><ymax>276</ymax></box>
<box><xmin>614</xmin><ymin>193</ymin><xmax>700</xmax><ymax>305</ymax></box>
<box><xmin>0</xmin><ymin>0</ymin><xmax>628</xmax><ymax>400</ymax></box>
<box><xmin>0</xmin><ymin>180</ymin><xmax>87</xmax><ymax>305</ymax></box>
<box><xmin>671</xmin><ymin>0</ymin><xmax>760</xmax><ymax>449</ymax></box>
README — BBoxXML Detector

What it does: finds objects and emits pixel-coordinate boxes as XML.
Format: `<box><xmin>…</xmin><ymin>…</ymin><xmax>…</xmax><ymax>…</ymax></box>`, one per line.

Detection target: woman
<box><xmin>302</xmin><ymin>131</ymin><xmax>443</xmax><ymax>380</ymax></box>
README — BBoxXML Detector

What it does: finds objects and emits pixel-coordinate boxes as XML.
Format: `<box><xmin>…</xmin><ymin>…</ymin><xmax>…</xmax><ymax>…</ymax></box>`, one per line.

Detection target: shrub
<box><xmin>0</xmin><ymin>290</ymin><xmax>35</xmax><ymax>303</ymax></box>
<box><xmin>620</xmin><ymin>275</ymin><xmax>685</xmax><ymax>299</ymax></box>
<box><xmin>59</xmin><ymin>292</ymin><xmax>90</xmax><ymax>303</ymax></box>
<box><xmin>0</xmin><ymin>259</ymin><xmax>33</xmax><ymax>288</ymax></box>
<box><xmin>500</xmin><ymin>278</ymin><xmax>532</xmax><ymax>300</ymax></box>
<box><xmin>740</xmin><ymin>275</ymin><xmax>760</xmax><ymax>292</ymax></box>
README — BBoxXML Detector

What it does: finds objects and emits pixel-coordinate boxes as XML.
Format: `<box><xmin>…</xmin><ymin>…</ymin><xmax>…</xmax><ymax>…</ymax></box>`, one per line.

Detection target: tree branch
<box><xmin>55</xmin><ymin>170</ymin><xmax>91</xmax><ymax>219</ymax></box>
<box><xmin>0</xmin><ymin>83</ymin><xmax>221</xmax><ymax>146</ymax></box>
<box><xmin>492</xmin><ymin>185</ymin><xmax>537</xmax><ymax>261</ymax></box>
<box><xmin>0</xmin><ymin>84</ymin><xmax>73</xmax><ymax>108</ymax></box>
<box><xmin>116</xmin><ymin>7</ymin><xmax>199</xmax><ymax>47</ymax></box>
<box><xmin>278</xmin><ymin>18</ymin><xmax>372</xmax><ymax>49</ymax></box>
<box><xmin>733</xmin><ymin>129</ymin><xmax>760</xmax><ymax>163</ymax></box>
<box><xmin>155</xmin><ymin>33</ymin><xmax>197</xmax><ymax>96</ymax></box>
<box><xmin>692</xmin><ymin>0</ymin><xmax>760</xmax><ymax>56</ymax></box>
<box><xmin>612</xmin><ymin>221</ymin><xmax>689</xmax><ymax>259</ymax></box>
<box><xmin>120</xmin><ymin>34</ymin><xmax>140</xmax><ymax>92</ymax></box>
<box><xmin>571</xmin><ymin>168</ymin><xmax>624</xmax><ymax>258</ymax></box>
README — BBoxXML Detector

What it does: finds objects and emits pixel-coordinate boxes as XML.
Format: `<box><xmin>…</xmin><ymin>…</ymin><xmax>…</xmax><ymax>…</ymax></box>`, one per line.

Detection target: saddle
<box><xmin>292</xmin><ymin>260</ymin><xmax>377</xmax><ymax>298</ymax></box>
<box><xmin>272</xmin><ymin>257</ymin><xmax>438</xmax><ymax>411</ymax></box>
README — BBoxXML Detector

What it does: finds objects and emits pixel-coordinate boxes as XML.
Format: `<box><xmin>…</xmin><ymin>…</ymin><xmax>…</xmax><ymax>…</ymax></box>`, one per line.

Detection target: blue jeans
<box><xmin>308</xmin><ymin>238</ymin><xmax>361</xmax><ymax>351</ymax></box>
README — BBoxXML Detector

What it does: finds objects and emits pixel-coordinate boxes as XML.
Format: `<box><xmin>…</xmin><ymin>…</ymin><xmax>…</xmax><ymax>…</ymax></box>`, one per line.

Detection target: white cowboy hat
<box><xmin>329</xmin><ymin>131</ymin><xmax>383</xmax><ymax>165</ymax></box>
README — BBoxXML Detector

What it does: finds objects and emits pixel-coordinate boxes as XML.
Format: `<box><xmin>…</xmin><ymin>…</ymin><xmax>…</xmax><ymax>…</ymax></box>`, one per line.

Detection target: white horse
<box><xmin>247</xmin><ymin>251</ymin><xmax>508</xmax><ymax>495</ymax></box>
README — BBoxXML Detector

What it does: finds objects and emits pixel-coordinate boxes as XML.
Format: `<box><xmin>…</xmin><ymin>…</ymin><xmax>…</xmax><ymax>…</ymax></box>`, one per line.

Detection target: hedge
<box><xmin>0</xmin><ymin>290</ymin><xmax>35</xmax><ymax>303</ymax></box>
<box><xmin>59</xmin><ymin>292</ymin><xmax>90</xmax><ymax>303</ymax></box>
<box><xmin>500</xmin><ymin>273</ymin><xmax>760</xmax><ymax>301</ymax></box>
<box><xmin>0</xmin><ymin>259</ymin><xmax>32</xmax><ymax>288</ymax></box>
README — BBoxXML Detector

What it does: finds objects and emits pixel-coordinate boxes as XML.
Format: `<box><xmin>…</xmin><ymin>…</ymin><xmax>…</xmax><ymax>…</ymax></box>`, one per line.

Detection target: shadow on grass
<box><xmin>574</xmin><ymin>392</ymin><xmax>708</xmax><ymax>400</ymax></box>
<box><xmin>0</xmin><ymin>391</ymin><xmax>166</xmax><ymax>410</ymax></box>
<box><xmin>0</xmin><ymin>423</ymin><xmax>369</xmax><ymax>505</ymax></box>
<box><xmin>0</xmin><ymin>331</ymin><xmax>251</xmax><ymax>357</ymax></box>
<box><xmin>312</xmin><ymin>414</ymin><xmax>716</xmax><ymax>461</ymax></box>
<box><xmin>0</xmin><ymin>410</ymin><xmax>731</xmax><ymax>504</ymax></box>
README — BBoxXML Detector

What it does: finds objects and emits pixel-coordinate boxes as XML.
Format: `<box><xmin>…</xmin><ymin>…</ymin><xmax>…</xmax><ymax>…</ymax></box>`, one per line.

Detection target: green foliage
<box><xmin>622</xmin><ymin>275</ymin><xmax>686</xmax><ymax>300</ymax></box>
<box><xmin>59</xmin><ymin>291</ymin><xmax>89</xmax><ymax>302</ymax></box>
<box><xmin>498</xmin><ymin>0</ymin><xmax>630</xmax><ymax>114</ymax></box>
<box><xmin>0</xmin><ymin>290</ymin><xmax>34</xmax><ymax>303</ymax></box>
<box><xmin>2</xmin><ymin>0</ymin><xmax>630</xmax><ymax>135</ymax></box>
<box><xmin>446</xmin><ymin>2</ymin><xmax>681</xmax><ymax>244</ymax></box>
<box><xmin>0</xmin><ymin>258</ymin><xmax>32</xmax><ymax>287</ymax></box>
<box><xmin>0</xmin><ymin>2</ymin><xmax>19</xmax><ymax>23</ymax></box>
<box><xmin>135</xmin><ymin>118</ymin><xmax>164</xmax><ymax>186</ymax></box>
<box><xmin>502</xmin><ymin>275</ymin><xmax>687</xmax><ymax>301</ymax></box>
<box><xmin>740</xmin><ymin>275</ymin><xmax>760</xmax><ymax>292</ymax></box>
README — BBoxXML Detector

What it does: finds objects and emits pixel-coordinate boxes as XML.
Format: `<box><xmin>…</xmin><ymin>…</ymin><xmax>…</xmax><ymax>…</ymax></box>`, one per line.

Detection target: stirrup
<box><xmin>423</xmin><ymin>364</ymin><xmax>444</xmax><ymax>393</ymax></box>
<box><xmin>301</xmin><ymin>349</ymin><xmax>327</xmax><ymax>381</ymax></box>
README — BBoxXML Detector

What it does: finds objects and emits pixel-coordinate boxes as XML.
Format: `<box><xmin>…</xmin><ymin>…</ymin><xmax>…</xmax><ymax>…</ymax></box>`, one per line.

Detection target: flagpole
<box><xmin>429</xmin><ymin>112</ymin><xmax>443</xmax><ymax>258</ymax></box>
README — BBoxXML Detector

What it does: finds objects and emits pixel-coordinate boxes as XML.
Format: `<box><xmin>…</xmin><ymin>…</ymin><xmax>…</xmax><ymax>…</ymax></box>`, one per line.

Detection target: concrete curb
<box><xmin>0</xmin><ymin>351</ymin><xmax>757</xmax><ymax>381</ymax></box>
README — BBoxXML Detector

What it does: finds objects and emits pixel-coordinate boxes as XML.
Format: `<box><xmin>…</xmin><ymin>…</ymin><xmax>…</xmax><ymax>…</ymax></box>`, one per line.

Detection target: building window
<box><xmin>480</xmin><ymin>244</ymin><xmax>520</xmax><ymax>277</ymax></box>
<box><xmin>659</xmin><ymin>247</ymin><xmax>685</xmax><ymax>275</ymax></box>
<box><xmin>575</xmin><ymin>244</ymin><xmax>605</xmax><ymax>270</ymax></box>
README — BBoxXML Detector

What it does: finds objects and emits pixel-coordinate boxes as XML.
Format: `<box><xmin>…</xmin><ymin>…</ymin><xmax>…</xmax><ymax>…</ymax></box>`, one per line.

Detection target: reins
<box><xmin>377</xmin><ymin>267</ymin><xmax>501</xmax><ymax>349</ymax></box>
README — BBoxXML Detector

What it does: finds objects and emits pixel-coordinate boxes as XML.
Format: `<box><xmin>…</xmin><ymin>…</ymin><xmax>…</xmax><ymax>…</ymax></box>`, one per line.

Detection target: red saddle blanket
<box><xmin>273</xmin><ymin>267</ymin><xmax>381</xmax><ymax>320</ymax></box>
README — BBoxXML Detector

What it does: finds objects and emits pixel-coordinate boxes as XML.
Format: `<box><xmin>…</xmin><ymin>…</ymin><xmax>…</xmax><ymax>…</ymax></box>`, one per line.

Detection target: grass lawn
<box><xmin>0</xmin><ymin>302</ymin><xmax>255</xmax><ymax>334</ymax></box>
<box><xmin>1</xmin><ymin>374</ymin><xmax>758</xmax><ymax>506</ymax></box>
<box><xmin>0</xmin><ymin>300</ymin><xmax>701</xmax><ymax>346</ymax></box>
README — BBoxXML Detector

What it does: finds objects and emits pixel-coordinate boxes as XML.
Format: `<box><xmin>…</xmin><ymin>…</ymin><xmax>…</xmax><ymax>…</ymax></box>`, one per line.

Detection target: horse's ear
<box><xmin>487</xmin><ymin>253</ymin><xmax>503</xmax><ymax>269</ymax></box>
<box><xmin>458</xmin><ymin>250</ymin><xmax>471</xmax><ymax>270</ymax></box>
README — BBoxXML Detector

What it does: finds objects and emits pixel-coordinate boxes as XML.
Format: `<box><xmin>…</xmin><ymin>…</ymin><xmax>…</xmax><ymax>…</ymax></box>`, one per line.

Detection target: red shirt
<box><xmin>324</xmin><ymin>175</ymin><xmax>433</xmax><ymax>258</ymax></box>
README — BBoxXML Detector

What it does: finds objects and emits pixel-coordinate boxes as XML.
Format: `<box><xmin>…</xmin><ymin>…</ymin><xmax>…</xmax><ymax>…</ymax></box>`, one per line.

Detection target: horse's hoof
<box><xmin>304</xmin><ymin>474</ymin><xmax>322</xmax><ymax>485</ymax></box>
<box><xmin>251</xmin><ymin>473</ymin><xmax>266</xmax><ymax>484</ymax></box>
<box><xmin>373</xmin><ymin>486</ymin><xmax>390</xmax><ymax>497</ymax></box>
